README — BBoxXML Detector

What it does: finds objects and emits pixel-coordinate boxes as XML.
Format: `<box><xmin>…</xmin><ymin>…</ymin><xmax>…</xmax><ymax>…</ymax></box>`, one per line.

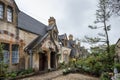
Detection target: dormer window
<box><xmin>7</xmin><ymin>7</ymin><xmax>13</xmax><ymax>22</ymax></box>
<box><xmin>0</xmin><ymin>3</ymin><xmax>4</xmax><ymax>19</ymax></box>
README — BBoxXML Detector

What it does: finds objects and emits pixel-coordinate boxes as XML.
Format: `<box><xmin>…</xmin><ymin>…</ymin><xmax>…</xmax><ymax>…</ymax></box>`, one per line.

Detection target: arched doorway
<box><xmin>39</xmin><ymin>53</ymin><xmax>47</xmax><ymax>71</ymax></box>
<box><xmin>50</xmin><ymin>52</ymin><xmax>56</xmax><ymax>69</ymax></box>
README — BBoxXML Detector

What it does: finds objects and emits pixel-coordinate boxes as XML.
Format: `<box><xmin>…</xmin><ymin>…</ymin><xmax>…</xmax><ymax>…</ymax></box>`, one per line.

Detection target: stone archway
<box><xmin>39</xmin><ymin>53</ymin><xmax>48</xmax><ymax>71</ymax></box>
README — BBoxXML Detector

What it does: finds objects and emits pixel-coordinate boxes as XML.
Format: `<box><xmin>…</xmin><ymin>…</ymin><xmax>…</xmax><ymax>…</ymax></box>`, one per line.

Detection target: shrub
<box><xmin>10</xmin><ymin>72</ymin><xmax>17</xmax><ymax>78</ymax></box>
<box><xmin>59</xmin><ymin>62</ymin><xmax>68</xmax><ymax>69</ymax></box>
<box><xmin>114</xmin><ymin>63</ymin><xmax>120</xmax><ymax>73</ymax></box>
<box><xmin>0</xmin><ymin>44</ymin><xmax>9</xmax><ymax>78</ymax></box>
<box><xmin>63</xmin><ymin>68</ymin><xmax>70</xmax><ymax>75</ymax></box>
<box><xmin>100</xmin><ymin>72</ymin><xmax>111</xmax><ymax>80</ymax></box>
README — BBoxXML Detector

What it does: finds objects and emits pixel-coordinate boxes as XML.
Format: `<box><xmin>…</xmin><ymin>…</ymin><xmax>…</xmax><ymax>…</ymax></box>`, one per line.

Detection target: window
<box><xmin>2</xmin><ymin>43</ymin><xmax>10</xmax><ymax>64</ymax></box>
<box><xmin>63</xmin><ymin>54</ymin><xmax>67</xmax><ymax>62</ymax></box>
<box><xmin>7</xmin><ymin>7</ymin><xmax>13</xmax><ymax>22</ymax></box>
<box><xmin>0</xmin><ymin>3</ymin><xmax>4</xmax><ymax>19</ymax></box>
<box><xmin>3</xmin><ymin>50</ymin><xmax>9</xmax><ymax>64</ymax></box>
<box><xmin>12</xmin><ymin>44</ymin><xmax>19</xmax><ymax>64</ymax></box>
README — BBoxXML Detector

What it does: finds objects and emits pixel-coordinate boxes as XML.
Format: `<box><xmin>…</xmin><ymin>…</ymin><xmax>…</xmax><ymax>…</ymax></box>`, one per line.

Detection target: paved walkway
<box><xmin>20</xmin><ymin>70</ymin><xmax>99</xmax><ymax>80</ymax></box>
<box><xmin>53</xmin><ymin>73</ymin><xmax>99</xmax><ymax>80</ymax></box>
<box><xmin>20</xmin><ymin>70</ymin><xmax>63</xmax><ymax>80</ymax></box>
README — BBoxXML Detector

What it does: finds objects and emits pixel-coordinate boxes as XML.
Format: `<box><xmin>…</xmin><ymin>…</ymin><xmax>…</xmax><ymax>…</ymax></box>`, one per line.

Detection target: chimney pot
<box><xmin>48</xmin><ymin>17</ymin><xmax>56</xmax><ymax>26</ymax></box>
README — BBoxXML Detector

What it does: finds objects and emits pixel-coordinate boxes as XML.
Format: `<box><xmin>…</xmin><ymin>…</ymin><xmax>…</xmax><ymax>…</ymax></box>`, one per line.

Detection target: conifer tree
<box><xmin>83</xmin><ymin>0</ymin><xmax>111</xmax><ymax>53</ymax></box>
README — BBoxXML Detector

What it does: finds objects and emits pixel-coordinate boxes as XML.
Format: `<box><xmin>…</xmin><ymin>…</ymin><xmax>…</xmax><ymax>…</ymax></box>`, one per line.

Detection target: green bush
<box><xmin>10</xmin><ymin>72</ymin><xmax>17</xmax><ymax>78</ymax></box>
<box><xmin>114</xmin><ymin>63</ymin><xmax>120</xmax><ymax>72</ymax></box>
<box><xmin>75</xmin><ymin>51</ymin><xmax>114</xmax><ymax>76</ymax></box>
<box><xmin>0</xmin><ymin>44</ymin><xmax>9</xmax><ymax>78</ymax></box>
<box><xmin>63</xmin><ymin>68</ymin><xmax>70</xmax><ymax>75</ymax></box>
<box><xmin>63</xmin><ymin>44</ymin><xmax>115</xmax><ymax>77</ymax></box>
<box><xmin>18</xmin><ymin>68</ymin><xmax>34</xmax><ymax>76</ymax></box>
<box><xmin>100</xmin><ymin>72</ymin><xmax>111</xmax><ymax>80</ymax></box>
<box><xmin>59</xmin><ymin>62</ymin><xmax>68</xmax><ymax>69</ymax></box>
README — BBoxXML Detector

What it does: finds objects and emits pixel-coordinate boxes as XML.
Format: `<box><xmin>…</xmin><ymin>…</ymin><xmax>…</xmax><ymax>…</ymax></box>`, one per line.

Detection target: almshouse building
<box><xmin>0</xmin><ymin>0</ymin><xmax>86</xmax><ymax>73</ymax></box>
<box><xmin>0</xmin><ymin>0</ymin><xmax>60</xmax><ymax>72</ymax></box>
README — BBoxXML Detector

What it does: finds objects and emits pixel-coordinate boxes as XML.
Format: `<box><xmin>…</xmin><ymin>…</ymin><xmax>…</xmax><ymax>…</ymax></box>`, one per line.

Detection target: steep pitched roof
<box><xmin>67</xmin><ymin>40</ymin><xmax>76</xmax><ymax>48</ymax></box>
<box><xmin>116</xmin><ymin>38</ymin><xmax>120</xmax><ymax>45</ymax></box>
<box><xmin>17</xmin><ymin>11</ymin><xmax>55</xmax><ymax>52</ymax></box>
<box><xmin>58</xmin><ymin>34</ymin><xmax>67</xmax><ymax>40</ymax></box>
<box><xmin>67</xmin><ymin>40</ymin><xmax>76</xmax><ymax>58</ymax></box>
<box><xmin>18</xmin><ymin>11</ymin><xmax>47</xmax><ymax>36</ymax></box>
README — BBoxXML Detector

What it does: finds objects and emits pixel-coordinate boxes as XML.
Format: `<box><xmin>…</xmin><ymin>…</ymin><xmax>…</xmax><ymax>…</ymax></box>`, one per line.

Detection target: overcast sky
<box><xmin>15</xmin><ymin>0</ymin><xmax>120</xmax><ymax>48</ymax></box>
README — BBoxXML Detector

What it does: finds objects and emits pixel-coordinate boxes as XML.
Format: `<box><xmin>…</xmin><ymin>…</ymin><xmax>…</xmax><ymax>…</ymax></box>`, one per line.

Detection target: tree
<box><xmin>108</xmin><ymin>0</ymin><xmax>120</xmax><ymax>16</ymax></box>
<box><xmin>83</xmin><ymin>0</ymin><xmax>111</xmax><ymax>53</ymax></box>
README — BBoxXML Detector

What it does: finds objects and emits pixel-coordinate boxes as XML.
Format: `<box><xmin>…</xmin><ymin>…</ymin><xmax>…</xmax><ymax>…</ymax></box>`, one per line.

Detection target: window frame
<box><xmin>12</xmin><ymin>44</ymin><xmax>19</xmax><ymax>64</ymax></box>
<box><xmin>1</xmin><ymin>43</ymin><xmax>10</xmax><ymax>64</ymax></box>
<box><xmin>7</xmin><ymin>6</ymin><xmax>13</xmax><ymax>22</ymax></box>
<box><xmin>0</xmin><ymin>2</ymin><xmax>4</xmax><ymax>19</ymax></box>
<box><xmin>3</xmin><ymin>50</ymin><xmax>10</xmax><ymax>64</ymax></box>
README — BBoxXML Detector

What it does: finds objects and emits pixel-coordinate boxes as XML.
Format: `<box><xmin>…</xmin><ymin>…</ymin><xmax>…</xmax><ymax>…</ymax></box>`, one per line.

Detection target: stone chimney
<box><xmin>48</xmin><ymin>17</ymin><xmax>56</xmax><ymax>26</ymax></box>
<box><xmin>78</xmin><ymin>42</ymin><xmax>80</xmax><ymax>46</ymax></box>
<box><xmin>69</xmin><ymin>34</ymin><xmax>73</xmax><ymax>40</ymax></box>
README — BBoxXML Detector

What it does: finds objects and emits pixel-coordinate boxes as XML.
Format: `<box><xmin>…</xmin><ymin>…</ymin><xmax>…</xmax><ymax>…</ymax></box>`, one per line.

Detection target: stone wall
<box><xmin>19</xmin><ymin>29</ymin><xmax>38</xmax><ymax>48</ymax></box>
<box><xmin>0</xmin><ymin>21</ymin><xmax>17</xmax><ymax>35</ymax></box>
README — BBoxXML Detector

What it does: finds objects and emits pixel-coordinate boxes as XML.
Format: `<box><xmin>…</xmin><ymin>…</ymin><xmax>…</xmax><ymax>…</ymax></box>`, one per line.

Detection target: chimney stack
<box><xmin>48</xmin><ymin>17</ymin><xmax>56</xmax><ymax>26</ymax></box>
<box><xmin>78</xmin><ymin>42</ymin><xmax>80</xmax><ymax>46</ymax></box>
<box><xmin>69</xmin><ymin>34</ymin><xmax>73</xmax><ymax>40</ymax></box>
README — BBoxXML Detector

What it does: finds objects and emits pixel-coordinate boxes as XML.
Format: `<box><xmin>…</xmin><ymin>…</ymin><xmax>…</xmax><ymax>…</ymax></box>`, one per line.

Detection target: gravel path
<box><xmin>19</xmin><ymin>70</ymin><xmax>99</xmax><ymax>80</ymax></box>
<box><xmin>53</xmin><ymin>74</ymin><xmax>99</xmax><ymax>80</ymax></box>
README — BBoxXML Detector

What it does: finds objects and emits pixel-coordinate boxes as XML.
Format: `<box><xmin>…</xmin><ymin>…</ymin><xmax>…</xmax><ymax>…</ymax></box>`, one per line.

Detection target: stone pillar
<box><xmin>47</xmin><ymin>51</ymin><xmax>51</xmax><ymax>69</ymax></box>
<box><xmin>29</xmin><ymin>50</ymin><xmax>33</xmax><ymax>68</ymax></box>
<box><xmin>9</xmin><ymin>43</ymin><xmax>12</xmax><ymax>70</ymax></box>
<box><xmin>25</xmin><ymin>53</ymin><xmax>28</xmax><ymax>69</ymax></box>
<box><xmin>4</xmin><ymin>5</ymin><xmax>7</xmax><ymax>22</ymax></box>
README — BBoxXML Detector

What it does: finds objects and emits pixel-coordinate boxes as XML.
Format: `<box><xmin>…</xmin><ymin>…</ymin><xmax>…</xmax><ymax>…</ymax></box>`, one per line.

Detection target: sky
<box><xmin>15</xmin><ymin>0</ymin><xmax>120</xmax><ymax>49</ymax></box>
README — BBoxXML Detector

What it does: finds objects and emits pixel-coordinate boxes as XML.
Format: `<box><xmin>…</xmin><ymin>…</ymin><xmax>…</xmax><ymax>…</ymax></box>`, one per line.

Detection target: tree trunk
<box><xmin>103</xmin><ymin>3</ymin><xmax>110</xmax><ymax>53</ymax></box>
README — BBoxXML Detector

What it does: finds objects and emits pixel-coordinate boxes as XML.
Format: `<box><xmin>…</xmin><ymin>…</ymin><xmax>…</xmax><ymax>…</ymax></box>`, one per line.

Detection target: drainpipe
<box><xmin>29</xmin><ymin>50</ymin><xmax>33</xmax><ymax>68</ymax></box>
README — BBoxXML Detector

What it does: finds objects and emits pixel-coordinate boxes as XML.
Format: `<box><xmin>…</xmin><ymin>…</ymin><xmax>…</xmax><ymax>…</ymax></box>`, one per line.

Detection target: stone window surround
<box><xmin>0</xmin><ymin>2</ymin><xmax>4</xmax><ymax>19</ymax></box>
<box><xmin>7</xmin><ymin>6</ymin><xmax>13</xmax><ymax>22</ymax></box>
<box><xmin>1</xmin><ymin>42</ymin><xmax>19</xmax><ymax>65</ymax></box>
<box><xmin>0</xmin><ymin>1</ymin><xmax>14</xmax><ymax>23</ymax></box>
<box><xmin>12</xmin><ymin>44</ymin><xmax>19</xmax><ymax>64</ymax></box>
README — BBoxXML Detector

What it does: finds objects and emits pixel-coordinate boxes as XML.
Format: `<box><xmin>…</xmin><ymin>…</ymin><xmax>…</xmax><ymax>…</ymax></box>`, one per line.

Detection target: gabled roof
<box><xmin>25</xmin><ymin>33</ymin><xmax>49</xmax><ymax>52</ymax></box>
<box><xmin>67</xmin><ymin>40</ymin><xmax>76</xmax><ymax>48</ymax></box>
<box><xmin>25</xmin><ymin>26</ymin><xmax>54</xmax><ymax>51</ymax></box>
<box><xmin>67</xmin><ymin>40</ymin><xmax>76</xmax><ymax>58</ymax></box>
<box><xmin>58</xmin><ymin>34</ymin><xmax>67</xmax><ymax>44</ymax></box>
<box><xmin>116</xmin><ymin>38</ymin><xmax>120</xmax><ymax>45</ymax></box>
<box><xmin>58</xmin><ymin>33</ymin><xmax>67</xmax><ymax>40</ymax></box>
<box><xmin>18</xmin><ymin>11</ymin><xmax>47</xmax><ymax>36</ymax></box>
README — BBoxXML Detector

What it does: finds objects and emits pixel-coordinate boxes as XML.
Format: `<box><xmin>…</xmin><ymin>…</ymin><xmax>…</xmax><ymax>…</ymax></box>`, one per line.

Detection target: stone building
<box><xmin>58</xmin><ymin>34</ymin><xmax>82</xmax><ymax>64</ymax></box>
<box><xmin>0</xmin><ymin>0</ymin><xmax>59</xmax><ymax>72</ymax></box>
<box><xmin>80</xmin><ymin>46</ymin><xmax>89</xmax><ymax>58</ymax></box>
<box><xmin>58</xmin><ymin>34</ymin><xmax>71</xmax><ymax>64</ymax></box>
<box><xmin>67</xmin><ymin>34</ymin><xmax>77</xmax><ymax>58</ymax></box>
<box><xmin>115</xmin><ymin>38</ymin><xmax>120</xmax><ymax>62</ymax></box>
